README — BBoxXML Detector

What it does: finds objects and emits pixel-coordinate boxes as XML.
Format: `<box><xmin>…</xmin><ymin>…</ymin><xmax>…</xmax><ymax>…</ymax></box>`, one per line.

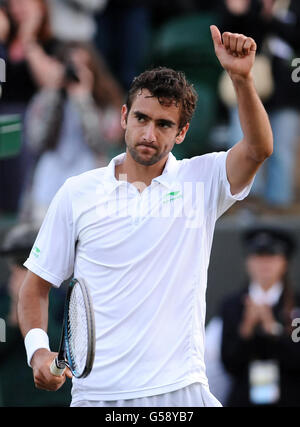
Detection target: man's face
<box><xmin>246</xmin><ymin>254</ymin><xmax>288</xmax><ymax>288</ymax></box>
<box><xmin>121</xmin><ymin>89</ymin><xmax>189</xmax><ymax>166</ymax></box>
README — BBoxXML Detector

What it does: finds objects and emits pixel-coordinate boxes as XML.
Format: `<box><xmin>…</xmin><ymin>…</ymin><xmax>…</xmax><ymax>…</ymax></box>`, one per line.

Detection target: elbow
<box><xmin>261</xmin><ymin>132</ymin><xmax>274</xmax><ymax>160</ymax></box>
<box><xmin>264</xmin><ymin>137</ymin><xmax>274</xmax><ymax>159</ymax></box>
<box><xmin>251</xmin><ymin>141</ymin><xmax>273</xmax><ymax>163</ymax></box>
<box><xmin>244</xmin><ymin>130</ymin><xmax>274</xmax><ymax>162</ymax></box>
<box><xmin>261</xmin><ymin>145</ymin><xmax>273</xmax><ymax>161</ymax></box>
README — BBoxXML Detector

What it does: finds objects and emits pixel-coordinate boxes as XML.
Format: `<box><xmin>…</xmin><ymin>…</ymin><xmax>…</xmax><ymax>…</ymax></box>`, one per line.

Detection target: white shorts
<box><xmin>70</xmin><ymin>383</ymin><xmax>222</xmax><ymax>407</ymax></box>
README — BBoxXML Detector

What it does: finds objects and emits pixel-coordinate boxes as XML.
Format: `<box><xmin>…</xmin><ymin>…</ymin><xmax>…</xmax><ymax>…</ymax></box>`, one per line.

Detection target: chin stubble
<box><xmin>128</xmin><ymin>144</ymin><xmax>167</xmax><ymax>166</ymax></box>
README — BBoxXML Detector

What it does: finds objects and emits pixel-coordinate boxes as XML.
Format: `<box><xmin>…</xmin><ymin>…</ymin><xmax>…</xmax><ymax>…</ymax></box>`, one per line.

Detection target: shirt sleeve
<box><xmin>24</xmin><ymin>179</ymin><xmax>76</xmax><ymax>287</ymax></box>
<box><xmin>215</xmin><ymin>150</ymin><xmax>254</xmax><ymax>219</ymax></box>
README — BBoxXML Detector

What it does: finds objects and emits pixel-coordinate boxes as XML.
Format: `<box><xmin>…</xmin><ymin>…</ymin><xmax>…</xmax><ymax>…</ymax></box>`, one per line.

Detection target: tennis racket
<box><xmin>50</xmin><ymin>278</ymin><xmax>95</xmax><ymax>378</ymax></box>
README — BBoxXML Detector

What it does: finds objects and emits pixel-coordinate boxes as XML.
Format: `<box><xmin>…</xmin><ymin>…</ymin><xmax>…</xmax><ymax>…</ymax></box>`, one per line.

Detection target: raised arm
<box><xmin>18</xmin><ymin>270</ymin><xmax>71</xmax><ymax>391</ymax></box>
<box><xmin>210</xmin><ymin>25</ymin><xmax>273</xmax><ymax>195</ymax></box>
<box><xmin>0</xmin><ymin>8</ymin><xmax>9</xmax><ymax>43</ymax></box>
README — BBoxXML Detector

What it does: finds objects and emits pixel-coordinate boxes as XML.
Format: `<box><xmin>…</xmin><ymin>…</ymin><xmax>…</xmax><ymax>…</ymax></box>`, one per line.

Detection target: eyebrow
<box><xmin>133</xmin><ymin>110</ymin><xmax>177</xmax><ymax>127</ymax></box>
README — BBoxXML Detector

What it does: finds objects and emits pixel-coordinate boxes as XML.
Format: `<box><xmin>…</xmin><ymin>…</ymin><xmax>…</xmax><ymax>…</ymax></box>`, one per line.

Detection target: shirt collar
<box><xmin>249</xmin><ymin>282</ymin><xmax>283</xmax><ymax>306</ymax></box>
<box><xmin>103</xmin><ymin>152</ymin><xmax>180</xmax><ymax>194</ymax></box>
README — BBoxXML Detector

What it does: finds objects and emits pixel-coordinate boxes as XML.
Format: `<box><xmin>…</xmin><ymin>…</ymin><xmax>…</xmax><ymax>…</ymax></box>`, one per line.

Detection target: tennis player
<box><xmin>18</xmin><ymin>26</ymin><xmax>273</xmax><ymax>407</ymax></box>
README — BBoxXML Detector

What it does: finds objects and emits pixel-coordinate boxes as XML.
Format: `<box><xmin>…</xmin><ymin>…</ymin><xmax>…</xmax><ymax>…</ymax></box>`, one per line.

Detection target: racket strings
<box><xmin>67</xmin><ymin>284</ymin><xmax>89</xmax><ymax>376</ymax></box>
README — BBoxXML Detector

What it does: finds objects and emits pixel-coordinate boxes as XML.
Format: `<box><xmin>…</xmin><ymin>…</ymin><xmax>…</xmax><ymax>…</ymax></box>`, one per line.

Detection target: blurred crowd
<box><xmin>205</xmin><ymin>225</ymin><xmax>300</xmax><ymax>407</ymax></box>
<box><xmin>0</xmin><ymin>0</ymin><xmax>299</xmax><ymax>223</ymax></box>
<box><xmin>1</xmin><ymin>0</ymin><xmax>300</xmax><ymax>407</ymax></box>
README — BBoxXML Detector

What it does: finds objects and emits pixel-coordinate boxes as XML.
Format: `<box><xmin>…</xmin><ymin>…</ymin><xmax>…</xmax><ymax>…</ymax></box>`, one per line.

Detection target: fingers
<box><xmin>257</xmin><ymin>304</ymin><xmax>274</xmax><ymax>322</ymax></box>
<box><xmin>35</xmin><ymin>365</ymin><xmax>73</xmax><ymax>390</ymax></box>
<box><xmin>34</xmin><ymin>369</ymin><xmax>67</xmax><ymax>391</ymax></box>
<box><xmin>31</xmin><ymin>349</ymin><xmax>72</xmax><ymax>392</ymax></box>
<box><xmin>243</xmin><ymin>36</ymin><xmax>257</xmax><ymax>52</ymax></box>
<box><xmin>210</xmin><ymin>25</ymin><xmax>222</xmax><ymax>48</ymax></box>
<box><xmin>222</xmin><ymin>32</ymin><xmax>256</xmax><ymax>56</ymax></box>
<box><xmin>65</xmin><ymin>367</ymin><xmax>73</xmax><ymax>379</ymax></box>
<box><xmin>237</xmin><ymin>36</ymin><xmax>247</xmax><ymax>55</ymax></box>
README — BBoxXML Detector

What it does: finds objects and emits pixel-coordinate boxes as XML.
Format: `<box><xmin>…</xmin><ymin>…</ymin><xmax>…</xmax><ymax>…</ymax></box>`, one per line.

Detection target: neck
<box><xmin>255</xmin><ymin>280</ymin><xmax>281</xmax><ymax>292</ymax></box>
<box><xmin>115</xmin><ymin>150</ymin><xmax>168</xmax><ymax>191</ymax></box>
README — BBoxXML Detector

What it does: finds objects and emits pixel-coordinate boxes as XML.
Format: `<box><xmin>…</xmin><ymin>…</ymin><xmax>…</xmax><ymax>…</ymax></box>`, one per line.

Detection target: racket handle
<box><xmin>50</xmin><ymin>357</ymin><xmax>66</xmax><ymax>376</ymax></box>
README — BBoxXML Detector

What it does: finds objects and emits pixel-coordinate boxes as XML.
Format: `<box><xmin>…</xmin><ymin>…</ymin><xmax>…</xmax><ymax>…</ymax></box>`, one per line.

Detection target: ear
<box><xmin>175</xmin><ymin>123</ymin><xmax>189</xmax><ymax>145</ymax></box>
<box><xmin>121</xmin><ymin>105</ymin><xmax>128</xmax><ymax>130</ymax></box>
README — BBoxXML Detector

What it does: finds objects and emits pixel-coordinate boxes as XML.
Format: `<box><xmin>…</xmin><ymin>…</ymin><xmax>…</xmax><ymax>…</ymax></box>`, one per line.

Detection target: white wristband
<box><xmin>24</xmin><ymin>328</ymin><xmax>50</xmax><ymax>367</ymax></box>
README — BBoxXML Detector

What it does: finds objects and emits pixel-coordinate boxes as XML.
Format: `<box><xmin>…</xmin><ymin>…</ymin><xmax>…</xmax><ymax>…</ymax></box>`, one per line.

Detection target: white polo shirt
<box><xmin>24</xmin><ymin>150</ymin><xmax>252</xmax><ymax>404</ymax></box>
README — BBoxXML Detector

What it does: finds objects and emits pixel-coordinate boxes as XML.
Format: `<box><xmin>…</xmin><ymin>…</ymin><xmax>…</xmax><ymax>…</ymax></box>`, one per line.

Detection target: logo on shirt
<box><xmin>163</xmin><ymin>191</ymin><xmax>183</xmax><ymax>203</ymax></box>
<box><xmin>32</xmin><ymin>246</ymin><xmax>41</xmax><ymax>258</ymax></box>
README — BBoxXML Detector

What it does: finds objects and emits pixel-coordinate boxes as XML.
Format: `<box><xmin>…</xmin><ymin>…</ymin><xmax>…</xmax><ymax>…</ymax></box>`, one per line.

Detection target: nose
<box><xmin>143</xmin><ymin>122</ymin><xmax>156</xmax><ymax>143</ymax></box>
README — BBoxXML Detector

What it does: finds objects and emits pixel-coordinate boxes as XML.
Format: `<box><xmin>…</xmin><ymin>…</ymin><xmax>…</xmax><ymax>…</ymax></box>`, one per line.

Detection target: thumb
<box><xmin>65</xmin><ymin>367</ymin><xmax>73</xmax><ymax>379</ymax></box>
<box><xmin>210</xmin><ymin>25</ymin><xmax>222</xmax><ymax>49</ymax></box>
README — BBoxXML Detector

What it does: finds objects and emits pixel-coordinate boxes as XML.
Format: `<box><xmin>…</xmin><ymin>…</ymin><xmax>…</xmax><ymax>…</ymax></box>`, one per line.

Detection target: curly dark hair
<box><xmin>126</xmin><ymin>67</ymin><xmax>198</xmax><ymax>130</ymax></box>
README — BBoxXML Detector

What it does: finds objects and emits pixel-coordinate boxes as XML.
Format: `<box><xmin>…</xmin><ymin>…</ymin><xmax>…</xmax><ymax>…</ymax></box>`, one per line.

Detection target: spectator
<box><xmin>22</xmin><ymin>40</ymin><xmax>124</xmax><ymax>223</ymax></box>
<box><xmin>221</xmin><ymin>226</ymin><xmax>300</xmax><ymax>407</ymax></box>
<box><xmin>94</xmin><ymin>0</ymin><xmax>152</xmax><ymax>90</ymax></box>
<box><xmin>0</xmin><ymin>0</ymin><xmax>59</xmax><ymax>215</ymax></box>
<box><xmin>0</xmin><ymin>222</ymin><xmax>71</xmax><ymax>406</ymax></box>
<box><xmin>219</xmin><ymin>0</ymin><xmax>300</xmax><ymax>209</ymax></box>
<box><xmin>47</xmin><ymin>0</ymin><xmax>107</xmax><ymax>43</ymax></box>
<box><xmin>94</xmin><ymin>1</ymin><xmax>219</xmax><ymax>92</ymax></box>
<box><xmin>0</xmin><ymin>0</ymin><xmax>58</xmax><ymax>106</ymax></box>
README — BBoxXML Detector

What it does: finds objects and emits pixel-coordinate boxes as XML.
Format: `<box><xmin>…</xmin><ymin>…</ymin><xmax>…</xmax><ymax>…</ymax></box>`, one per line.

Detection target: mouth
<box><xmin>137</xmin><ymin>143</ymin><xmax>157</xmax><ymax>151</ymax></box>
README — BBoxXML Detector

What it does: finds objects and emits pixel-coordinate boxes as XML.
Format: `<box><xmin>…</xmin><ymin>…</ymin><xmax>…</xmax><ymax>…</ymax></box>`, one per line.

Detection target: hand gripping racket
<box><xmin>50</xmin><ymin>278</ymin><xmax>95</xmax><ymax>378</ymax></box>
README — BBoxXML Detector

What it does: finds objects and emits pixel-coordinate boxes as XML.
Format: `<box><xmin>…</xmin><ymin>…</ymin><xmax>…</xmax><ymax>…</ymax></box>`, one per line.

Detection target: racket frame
<box><xmin>51</xmin><ymin>278</ymin><xmax>95</xmax><ymax>378</ymax></box>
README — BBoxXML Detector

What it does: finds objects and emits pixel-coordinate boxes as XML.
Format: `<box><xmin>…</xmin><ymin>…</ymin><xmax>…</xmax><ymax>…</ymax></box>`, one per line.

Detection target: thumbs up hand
<box><xmin>210</xmin><ymin>25</ymin><xmax>256</xmax><ymax>80</ymax></box>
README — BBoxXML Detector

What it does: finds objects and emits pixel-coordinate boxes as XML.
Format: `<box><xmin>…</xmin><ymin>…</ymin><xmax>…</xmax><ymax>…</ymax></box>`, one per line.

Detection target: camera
<box><xmin>64</xmin><ymin>61</ymin><xmax>80</xmax><ymax>83</ymax></box>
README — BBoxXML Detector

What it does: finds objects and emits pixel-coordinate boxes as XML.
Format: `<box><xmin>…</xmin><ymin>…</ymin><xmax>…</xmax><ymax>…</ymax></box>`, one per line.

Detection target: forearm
<box><xmin>0</xmin><ymin>9</ymin><xmax>9</xmax><ymax>43</ymax></box>
<box><xmin>24</xmin><ymin>41</ymin><xmax>64</xmax><ymax>90</ymax></box>
<box><xmin>232</xmin><ymin>73</ymin><xmax>273</xmax><ymax>161</ymax></box>
<box><xmin>18</xmin><ymin>272</ymin><xmax>70</xmax><ymax>390</ymax></box>
<box><xmin>24</xmin><ymin>42</ymin><xmax>46</xmax><ymax>86</ymax></box>
<box><xmin>18</xmin><ymin>271</ymin><xmax>51</xmax><ymax>338</ymax></box>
